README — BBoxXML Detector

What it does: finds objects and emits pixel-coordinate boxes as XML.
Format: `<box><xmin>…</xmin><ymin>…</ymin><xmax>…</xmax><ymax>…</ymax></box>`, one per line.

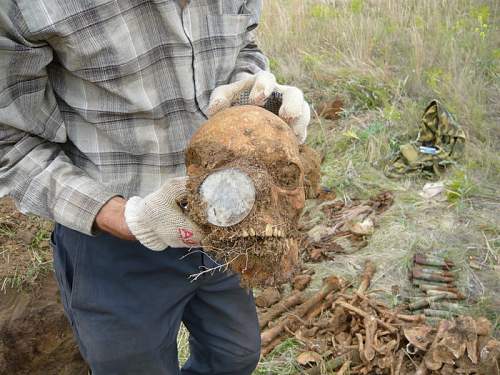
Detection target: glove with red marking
<box><xmin>125</xmin><ymin>177</ymin><xmax>202</xmax><ymax>250</ymax></box>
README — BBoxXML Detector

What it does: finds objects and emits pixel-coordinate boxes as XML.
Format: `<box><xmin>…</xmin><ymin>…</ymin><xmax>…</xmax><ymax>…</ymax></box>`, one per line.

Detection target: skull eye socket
<box><xmin>274</xmin><ymin>161</ymin><xmax>301</xmax><ymax>190</ymax></box>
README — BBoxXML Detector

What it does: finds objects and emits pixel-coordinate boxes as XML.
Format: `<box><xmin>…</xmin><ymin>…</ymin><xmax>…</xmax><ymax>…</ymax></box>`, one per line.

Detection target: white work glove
<box><xmin>124</xmin><ymin>177</ymin><xmax>202</xmax><ymax>251</ymax></box>
<box><xmin>207</xmin><ymin>71</ymin><xmax>310</xmax><ymax>143</ymax></box>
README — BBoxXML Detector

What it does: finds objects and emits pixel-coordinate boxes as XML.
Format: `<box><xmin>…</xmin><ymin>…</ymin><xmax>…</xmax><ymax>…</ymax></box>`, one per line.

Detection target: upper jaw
<box><xmin>235</xmin><ymin>224</ymin><xmax>287</xmax><ymax>239</ymax></box>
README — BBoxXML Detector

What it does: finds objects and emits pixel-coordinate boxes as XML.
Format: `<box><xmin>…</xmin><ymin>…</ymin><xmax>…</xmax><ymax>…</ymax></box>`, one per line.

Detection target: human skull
<box><xmin>185</xmin><ymin>105</ymin><xmax>310</xmax><ymax>287</ymax></box>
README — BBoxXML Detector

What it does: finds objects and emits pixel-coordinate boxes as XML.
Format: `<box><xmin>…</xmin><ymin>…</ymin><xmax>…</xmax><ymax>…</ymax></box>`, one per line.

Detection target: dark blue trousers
<box><xmin>51</xmin><ymin>224</ymin><xmax>260</xmax><ymax>375</ymax></box>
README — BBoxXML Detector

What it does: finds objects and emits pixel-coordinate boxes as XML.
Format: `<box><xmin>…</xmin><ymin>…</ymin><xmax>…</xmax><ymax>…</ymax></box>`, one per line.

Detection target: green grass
<box><xmin>0</xmin><ymin>217</ymin><xmax>53</xmax><ymax>292</ymax></box>
<box><xmin>24</xmin><ymin>227</ymin><xmax>53</xmax><ymax>284</ymax></box>
<box><xmin>254</xmin><ymin>339</ymin><xmax>303</xmax><ymax>375</ymax></box>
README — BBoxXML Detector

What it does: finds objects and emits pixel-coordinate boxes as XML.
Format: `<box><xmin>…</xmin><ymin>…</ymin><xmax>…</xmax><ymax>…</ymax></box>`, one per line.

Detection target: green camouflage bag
<box><xmin>385</xmin><ymin>100</ymin><xmax>466</xmax><ymax>179</ymax></box>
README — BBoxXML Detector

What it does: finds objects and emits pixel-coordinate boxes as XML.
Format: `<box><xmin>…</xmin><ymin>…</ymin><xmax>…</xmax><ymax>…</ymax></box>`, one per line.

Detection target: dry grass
<box><xmin>0</xmin><ymin>199</ymin><xmax>53</xmax><ymax>292</ymax></box>
<box><xmin>253</xmin><ymin>0</ymin><xmax>500</xmax><ymax>373</ymax></box>
<box><xmin>177</xmin><ymin>324</ymin><xmax>190</xmax><ymax>366</ymax></box>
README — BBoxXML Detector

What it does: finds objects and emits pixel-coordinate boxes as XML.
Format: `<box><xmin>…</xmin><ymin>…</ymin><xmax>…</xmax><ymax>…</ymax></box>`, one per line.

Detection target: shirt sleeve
<box><xmin>0</xmin><ymin>4</ymin><xmax>117</xmax><ymax>235</ymax></box>
<box><xmin>229</xmin><ymin>0</ymin><xmax>269</xmax><ymax>82</ymax></box>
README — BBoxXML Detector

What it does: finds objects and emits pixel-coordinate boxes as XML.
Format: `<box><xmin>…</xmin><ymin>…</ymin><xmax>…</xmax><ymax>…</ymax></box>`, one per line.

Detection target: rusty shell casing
<box><xmin>412</xmin><ymin>266</ymin><xmax>455</xmax><ymax>279</ymax></box>
<box><xmin>403</xmin><ymin>293</ymin><xmax>432</xmax><ymax>301</ymax></box>
<box><xmin>429</xmin><ymin>302</ymin><xmax>463</xmax><ymax>312</ymax></box>
<box><xmin>412</xmin><ymin>275</ymin><xmax>454</xmax><ymax>284</ymax></box>
<box><xmin>423</xmin><ymin>309</ymin><xmax>458</xmax><ymax>318</ymax></box>
<box><xmin>413</xmin><ymin>254</ymin><xmax>454</xmax><ymax>269</ymax></box>
<box><xmin>408</xmin><ymin>294</ymin><xmax>448</xmax><ymax>311</ymax></box>
<box><xmin>417</xmin><ymin>284</ymin><xmax>460</xmax><ymax>294</ymax></box>
<box><xmin>412</xmin><ymin>272</ymin><xmax>455</xmax><ymax>285</ymax></box>
<box><xmin>412</xmin><ymin>273</ymin><xmax>454</xmax><ymax>284</ymax></box>
<box><xmin>412</xmin><ymin>279</ymin><xmax>456</xmax><ymax>288</ymax></box>
<box><xmin>425</xmin><ymin>290</ymin><xmax>465</xmax><ymax>300</ymax></box>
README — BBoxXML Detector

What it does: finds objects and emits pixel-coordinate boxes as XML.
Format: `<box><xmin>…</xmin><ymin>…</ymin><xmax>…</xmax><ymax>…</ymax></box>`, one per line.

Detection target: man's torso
<box><xmin>15</xmin><ymin>0</ymin><xmax>253</xmax><ymax>196</ymax></box>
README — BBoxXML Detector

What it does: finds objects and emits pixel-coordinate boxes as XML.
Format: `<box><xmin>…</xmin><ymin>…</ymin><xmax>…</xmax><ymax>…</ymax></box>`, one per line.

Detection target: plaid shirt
<box><xmin>0</xmin><ymin>0</ymin><xmax>268</xmax><ymax>235</ymax></box>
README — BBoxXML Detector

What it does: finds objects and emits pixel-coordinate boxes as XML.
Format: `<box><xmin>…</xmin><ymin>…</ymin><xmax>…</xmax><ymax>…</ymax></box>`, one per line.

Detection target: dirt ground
<box><xmin>0</xmin><ymin>197</ymin><xmax>87</xmax><ymax>374</ymax></box>
<box><xmin>0</xmin><ymin>275</ymin><xmax>87</xmax><ymax>375</ymax></box>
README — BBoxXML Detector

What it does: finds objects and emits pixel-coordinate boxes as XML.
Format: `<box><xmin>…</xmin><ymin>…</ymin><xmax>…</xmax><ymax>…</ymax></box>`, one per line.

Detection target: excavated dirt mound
<box><xmin>0</xmin><ymin>275</ymin><xmax>87</xmax><ymax>375</ymax></box>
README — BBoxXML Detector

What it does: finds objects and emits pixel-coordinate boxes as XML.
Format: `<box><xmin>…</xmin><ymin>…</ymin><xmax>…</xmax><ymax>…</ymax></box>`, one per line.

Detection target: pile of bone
<box><xmin>300</xmin><ymin>192</ymin><xmax>394</xmax><ymax>262</ymax></box>
<box><xmin>258</xmin><ymin>261</ymin><xmax>500</xmax><ymax>375</ymax></box>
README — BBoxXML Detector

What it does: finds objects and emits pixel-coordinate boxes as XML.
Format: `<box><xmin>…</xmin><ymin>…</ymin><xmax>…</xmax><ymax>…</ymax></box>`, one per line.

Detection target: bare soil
<box><xmin>0</xmin><ymin>276</ymin><xmax>87</xmax><ymax>375</ymax></box>
<box><xmin>0</xmin><ymin>198</ymin><xmax>87</xmax><ymax>374</ymax></box>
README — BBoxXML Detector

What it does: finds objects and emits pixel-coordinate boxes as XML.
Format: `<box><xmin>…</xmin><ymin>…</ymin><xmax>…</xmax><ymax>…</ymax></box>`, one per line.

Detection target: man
<box><xmin>0</xmin><ymin>1</ymin><xmax>309</xmax><ymax>374</ymax></box>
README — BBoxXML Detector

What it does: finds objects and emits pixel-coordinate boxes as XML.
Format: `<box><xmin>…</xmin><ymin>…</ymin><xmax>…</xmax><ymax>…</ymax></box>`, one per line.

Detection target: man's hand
<box><xmin>95</xmin><ymin>197</ymin><xmax>136</xmax><ymax>240</ymax></box>
<box><xmin>123</xmin><ymin>177</ymin><xmax>203</xmax><ymax>251</ymax></box>
<box><xmin>207</xmin><ymin>71</ymin><xmax>310</xmax><ymax>143</ymax></box>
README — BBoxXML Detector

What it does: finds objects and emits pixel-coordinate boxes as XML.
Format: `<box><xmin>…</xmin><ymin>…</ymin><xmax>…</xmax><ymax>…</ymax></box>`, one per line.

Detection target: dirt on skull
<box><xmin>185</xmin><ymin>106</ymin><xmax>320</xmax><ymax>287</ymax></box>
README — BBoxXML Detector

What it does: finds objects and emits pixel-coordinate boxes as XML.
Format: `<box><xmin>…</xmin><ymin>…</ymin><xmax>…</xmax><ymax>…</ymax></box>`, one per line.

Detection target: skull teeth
<box><xmin>238</xmin><ymin>227</ymin><xmax>286</xmax><ymax>238</ymax></box>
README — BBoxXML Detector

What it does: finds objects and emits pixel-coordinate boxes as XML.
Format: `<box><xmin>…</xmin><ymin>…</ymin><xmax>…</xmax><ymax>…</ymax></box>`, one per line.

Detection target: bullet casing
<box><xmin>429</xmin><ymin>302</ymin><xmax>462</xmax><ymax>312</ymax></box>
<box><xmin>407</xmin><ymin>294</ymin><xmax>448</xmax><ymax>311</ymax></box>
<box><xmin>412</xmin><ymin>271</ymin><xmax>454</xmax><ymax>283</ymax></box>
<box><xmin>426</xmin><ymin>290</ymin><xmax>465</xmax><ymax>300</ymax></box>
<box><xmin>423</xmin><ymin>309</ymin><xmax>458</xmax><ymax>318</ymax></box>
<box><xmin>412</xmin><ymin>266</ymin><xmax>455</xmax><ymax>278</ymax></box>
<box><xmin>412</xmin><ymin>279</ymin><xmax>456</xmax><ymax>288</ymax></box>
<box><xmin>413</xmin><ymin>254</ymin><xmax>454</xmax><ymax>269</ymax></box>
<box><xmin>417</xmin><ymin>284</ymin><xmax>460</xmax><ymax>294</ymax></box>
